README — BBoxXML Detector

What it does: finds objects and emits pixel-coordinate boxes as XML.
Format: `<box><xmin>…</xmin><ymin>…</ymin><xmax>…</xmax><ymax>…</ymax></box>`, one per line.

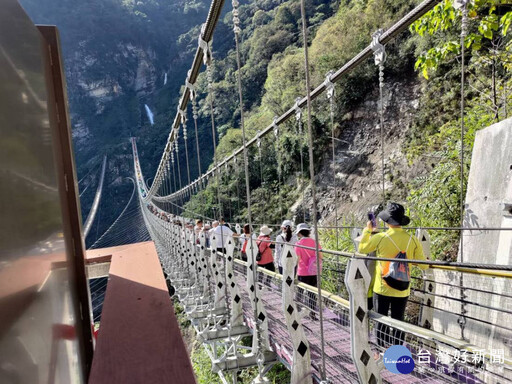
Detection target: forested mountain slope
<box><xmin>19</xmin><ymin>0</ymin><xmax>512</xmax><ymax>258</ymax></box>
<box><xmin>19</xmin><ymin>0</ymin><xmax>216</xmax><ymax>245</ymax></box>
<box><xmin>184</xmin><ymin>0</ymin><xmax>511</xmax><ymax>262</ymax></box>
<box><xmin>19</xmin><ymin>0</ymin><xmax>339</xmax><ymax>246</ymax></box>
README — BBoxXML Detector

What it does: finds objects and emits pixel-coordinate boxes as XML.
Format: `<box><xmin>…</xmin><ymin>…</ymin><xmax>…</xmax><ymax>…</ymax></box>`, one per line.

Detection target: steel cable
<box><xmin>299</xmin><ymin>0</ymin><xmax>327</xmax><ymax>379</ymax></box>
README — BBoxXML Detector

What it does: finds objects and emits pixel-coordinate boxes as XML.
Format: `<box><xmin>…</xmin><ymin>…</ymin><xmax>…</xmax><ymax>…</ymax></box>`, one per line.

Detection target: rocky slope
<box><xmin>311</xmin><ymin>77</ymin><xmax>428</xmax><ymax>224</ymax></box>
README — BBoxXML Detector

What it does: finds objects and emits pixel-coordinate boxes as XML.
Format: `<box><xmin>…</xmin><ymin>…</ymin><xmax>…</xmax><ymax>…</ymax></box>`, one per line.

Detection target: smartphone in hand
<box><xmin>368</xmin><ymin>212</ymin><xmax>377</xmax><ymax>229</ymax></box>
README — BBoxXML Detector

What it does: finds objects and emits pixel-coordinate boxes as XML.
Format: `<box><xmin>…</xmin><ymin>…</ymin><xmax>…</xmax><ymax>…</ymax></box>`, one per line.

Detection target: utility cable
<box><xmin>325</xmin><ymin>71</ymin><xmax>339</xmax><ymax>249</ymax></box>
<box><xmin>294</xmin><ymin>99</ymin><xmax>307</xmax><ymax>222</ymax></box>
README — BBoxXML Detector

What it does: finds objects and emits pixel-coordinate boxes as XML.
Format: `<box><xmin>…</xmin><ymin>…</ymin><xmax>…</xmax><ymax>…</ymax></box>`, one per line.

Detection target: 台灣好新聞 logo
<box><xmin>383</xmin><ymin>345</ymin><xmax>415</xmax><ymax>374</ymax></box>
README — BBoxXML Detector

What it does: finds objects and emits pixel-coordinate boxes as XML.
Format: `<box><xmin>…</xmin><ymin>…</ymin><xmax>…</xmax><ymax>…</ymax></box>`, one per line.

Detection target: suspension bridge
<box><xmin>82</xmin><ymin>0</ymin><xmax>512</xmax><ymax>383</ymax></box>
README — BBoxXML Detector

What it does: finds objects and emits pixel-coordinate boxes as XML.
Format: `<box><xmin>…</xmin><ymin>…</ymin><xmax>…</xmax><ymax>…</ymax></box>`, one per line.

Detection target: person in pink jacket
<box><xmin>294</xmin><ymin>223</ymin><xmax>322</xmax><ymax>319</ymax></box>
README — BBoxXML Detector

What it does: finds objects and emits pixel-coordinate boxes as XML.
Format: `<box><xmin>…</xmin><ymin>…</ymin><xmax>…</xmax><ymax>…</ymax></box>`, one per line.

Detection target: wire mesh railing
<box><xmin>138</xmin><ymin>203</ymin><xmax>512</xmax><ymax>383</ymax></box>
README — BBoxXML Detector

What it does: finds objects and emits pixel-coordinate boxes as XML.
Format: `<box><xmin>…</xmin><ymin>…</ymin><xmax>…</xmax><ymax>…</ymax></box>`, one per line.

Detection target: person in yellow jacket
<box><xmin>358</xmin><ymin>202</ymin><xmax>428</xmax><ymax>347</ymax></box>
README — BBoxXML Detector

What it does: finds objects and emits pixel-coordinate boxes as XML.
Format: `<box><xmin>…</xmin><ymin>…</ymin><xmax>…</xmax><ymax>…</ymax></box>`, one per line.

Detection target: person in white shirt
<box><xmin>213</xmin><ymin>218</ymin><xmax>234</xmax><ymax>252</ymax></box>
<box><xmin>202</xmin><ymin>223</ymin><xmax>211</xmax><ymax>248</ymax></box>
<box><xmin>275</xmin><ymin>220</ymin><xmax>298</xmax><ymax>274</ymax></box>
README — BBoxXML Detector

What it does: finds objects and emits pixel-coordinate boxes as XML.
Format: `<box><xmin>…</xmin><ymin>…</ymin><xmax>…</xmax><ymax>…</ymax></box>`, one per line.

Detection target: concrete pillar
<box><xmin>433</xmin><ymin>118</ymin><xmax>512</xmax><ymax>362</ymax></box>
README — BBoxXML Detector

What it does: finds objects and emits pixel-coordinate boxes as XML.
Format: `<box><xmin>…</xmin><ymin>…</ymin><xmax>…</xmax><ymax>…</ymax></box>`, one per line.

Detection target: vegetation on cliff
<box><xmin>185</xmin><ymin>0</ymin><xmax>511</xmax><ymax>263</ymax></box>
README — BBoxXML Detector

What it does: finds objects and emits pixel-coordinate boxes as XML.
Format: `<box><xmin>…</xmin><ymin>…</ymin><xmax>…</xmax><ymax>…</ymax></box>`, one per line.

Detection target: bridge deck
<box><xmin>89</xmin><ymin>242</ymin><xmax>196</xmax><ymax>384</ymax></box>
<box><xmin>231</xmin><ymin>261</ymin><xmax>448</xmax><ymax>383</ymax></box>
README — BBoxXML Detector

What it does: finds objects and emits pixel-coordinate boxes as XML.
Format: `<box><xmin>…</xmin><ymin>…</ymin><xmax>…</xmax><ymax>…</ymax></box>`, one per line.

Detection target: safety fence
<box><xmin>141</xmin><ymin>204</ymin><xmax>512</xmax><ymax>384</ymax></box>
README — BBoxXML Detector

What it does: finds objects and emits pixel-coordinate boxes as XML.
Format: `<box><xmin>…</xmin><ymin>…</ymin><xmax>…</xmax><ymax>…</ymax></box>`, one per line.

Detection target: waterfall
<box><xmin>144</xmin><ymin>104</ymin><xmax>154</xmax><ymax>125</ymax></box>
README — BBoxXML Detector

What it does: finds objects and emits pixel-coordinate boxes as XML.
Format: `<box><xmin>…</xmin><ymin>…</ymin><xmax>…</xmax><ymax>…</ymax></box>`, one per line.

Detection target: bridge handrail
<box><xmin>219</xmin><ymin>236</ymin><xmax>512</xmax><ymax>275</ymax></box>
<box><xmin>150</xmin><ymin>0</ymin><xmax>444</xmax><ymax>202</ymax></box>
<box><xmin>369</xmin><ymin>312</ymin><xmax>512</xmax><ymax>367</ymax></box>
<box><xmin>211</xmin><ymin>247</ymin><xmax>512</xmax><ymax>368</ymax></box>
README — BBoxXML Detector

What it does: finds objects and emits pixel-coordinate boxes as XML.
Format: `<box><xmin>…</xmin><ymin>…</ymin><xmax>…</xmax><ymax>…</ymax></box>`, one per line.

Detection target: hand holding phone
<box><xmin>368</xmin><ymin>212</ymin><xmax>377</xmax><ymax>229</ymax></box>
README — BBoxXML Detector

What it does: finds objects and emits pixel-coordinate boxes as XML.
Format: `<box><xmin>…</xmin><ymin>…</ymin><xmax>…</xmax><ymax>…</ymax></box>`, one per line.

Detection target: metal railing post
<box><xmin>198</xmin><ymin>231</ymin><xmax>210</xmax><ymax>299</ymax></box>
<box><xmin>345</xmin><ymin>258</ymin><xmax>382</xmax><ymax>384</ymax></box>
<box><xmin>245</xmin><ymin>238</ymin><xmax>272</xmax><ymax>353</ymax></box>
<box><xmin>281</xmin><ymin>244</ymin><xmax>312</xmax><ymax>383</ymax></box>
<box><xmin>225</xmin><ymin>236</ymin><xmax>244</xmax><ymax>326</ymax></box>
<box><xmin>210</xmin><ymin>234</ymin><xmax>227</xmax><ymax>310</ymax></box>
<box><xmin>416</xmin><ymin>229</ymin><xmax>434</xmax><ymax>329</ymax></box>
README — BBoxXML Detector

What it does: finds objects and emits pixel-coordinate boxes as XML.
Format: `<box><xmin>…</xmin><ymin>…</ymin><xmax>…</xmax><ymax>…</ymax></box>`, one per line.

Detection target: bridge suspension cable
<box><xmin>144</xmin><ymin>0</ymin><xmax>225</xmax><ymax>200</ymax></box>
<box><xmin>150</xmin><ymin>0</ymin><xmax>444</xmax><ymax>205</ymax></box>
<box><xmin>83</xmin><ymin>154</ymin><xmax>107</xmax><ymax>239</ymax></box>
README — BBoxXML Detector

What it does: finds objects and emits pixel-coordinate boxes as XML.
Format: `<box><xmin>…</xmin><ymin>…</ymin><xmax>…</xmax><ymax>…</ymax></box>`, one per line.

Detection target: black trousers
<box><xmin>259</xmin><ymin>262</ymin><xmax>275</xmax><ymax>272</ymax></box>
<box><xmin>374</xmin><ymin>293</ymin><xmax>408</xmax><ymax>347</ymax></box>
<box><xmin>278</xmin><ymin>266</ymin><xmax>297</xmax><ymax>276</ymax></box>
<box><xmin>298</xmin><ymin>275</ymin><xmax>318</xmax><ymax>312</ymax></box>
<box><xmin>258</xmin><ymin>262</ymin><xmax>275</xmax><ymax>286</ymax></box>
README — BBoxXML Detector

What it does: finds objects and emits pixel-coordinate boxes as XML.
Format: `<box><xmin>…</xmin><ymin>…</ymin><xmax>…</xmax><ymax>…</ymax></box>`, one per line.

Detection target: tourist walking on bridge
<box><xmin>358</xmin><ymin>202</ymin><xmax>427</xmax><ymax>348</ymax></box>
<box><xmin>276</xmin><ymin>220</ymin><xmax>298</xmax><ymax>275</ymax></box>
<box><xmin>256</xmin><ymin>225</ymin><xmax>275</xmax><ymax>288</ymax></box>
<box><xmin>213</xmin><ymin>217</ymin><xmax>234</xmax><ymax>253</ymax></box>
<box><xmin>239</xmin><ymin>224</ymin><xmax>255</xmax><ymax>261</ymax></box>
<box><xmin>192</xmin><ymin>219</ymin><xmax>203</xmax><ymax>244</ymax></box>
<box><xmin>202</xmin><ymin>223</ymin><xmax>211</xmax><ymax>248</ymax></box>
<box><xmin>294</xmin><ymin>223</ymin><xmax>322</xmax><ymax>320</ymax></box>
<box><xmin>209</xmin><ymin>220</ymin><xmax>219</xmax><ymax>249</ymax></box>
<box><xmin>256</xmin><ymin>225</ymin><xmax>275</xmax><ymax>272</ymax></box>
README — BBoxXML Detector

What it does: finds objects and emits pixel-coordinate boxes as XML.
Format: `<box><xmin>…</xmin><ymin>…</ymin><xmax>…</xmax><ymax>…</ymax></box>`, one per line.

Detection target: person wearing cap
<box><xmin>275</xmin><ymin>220</ymin><xmax>298</xmax><ymax>275</ymax></box>
<box><xmin>358</xmin><ymin>202</ymin><xmax>428</xmax><ymax>348</ymax></box>
<box><xmin>294</xmin><ymin>223</ymin><xmax>322</xmax><ymax>320</ymax></box>
<box><xmin>256</xmin><ymin>225</ymin><xmax>276</xmax><ymax>271</ymax></box>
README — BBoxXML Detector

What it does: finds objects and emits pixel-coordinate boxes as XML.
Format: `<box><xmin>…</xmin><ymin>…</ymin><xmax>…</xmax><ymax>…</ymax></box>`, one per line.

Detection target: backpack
<box><xmin>381</xmin><ymin>234</ymin><xmax>412</xmax><ymax>291</ymax></box>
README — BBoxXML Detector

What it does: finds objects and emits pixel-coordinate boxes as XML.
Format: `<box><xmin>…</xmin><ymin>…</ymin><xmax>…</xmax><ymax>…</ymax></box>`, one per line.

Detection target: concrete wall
<box><xmin>433</xmin><ymin>117</ymin><xmax>512</xmax><ymax>381</ymax></box>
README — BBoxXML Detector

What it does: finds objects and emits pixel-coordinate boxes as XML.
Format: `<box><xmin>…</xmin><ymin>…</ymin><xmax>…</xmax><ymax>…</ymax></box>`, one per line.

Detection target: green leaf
<box><xmin>422</xmin><ymin>67</ymin><xmax>429</xmax><ymax>79</ymax></box>
<box><xmin>502</xmin><ymin>12</ymin><xmax>512</xmax><ymax>36</ymax></box>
